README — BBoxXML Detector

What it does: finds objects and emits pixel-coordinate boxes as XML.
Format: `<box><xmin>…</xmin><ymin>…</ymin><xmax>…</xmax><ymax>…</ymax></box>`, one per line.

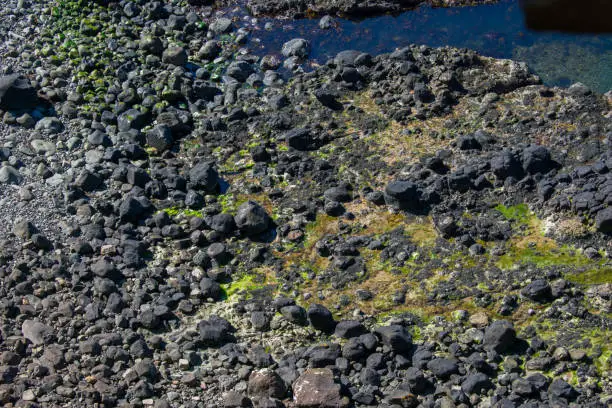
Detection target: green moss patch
<box><xmin>491</xmin><ymin>203</ymin><xmax>602</xmax><ymax>273</ymax></box>
<box><xmin>567</xmin><ymin>267</ymin><xmax>612</xmax><ymax>286</ymax></box>
<box><xmin>495</xmin><ymin>203</ymin><xmax>531</xmax><ymax>225</ymax></box>
<box><xmin>221</xmin><ymin>268</ymin><xmax>277</xmax><ymax>300</ymax></box>
<box><xmin>496</xmin><ymin>245</ymin><xmax>593</xmax><ymax>270</ymax></box>
<box><xmin>162</xmin><ymin>207</ymin><xmax>203</xmax><ymax>218</ymax></box>
<box><xmin>221</xmin><ymin>275</ymin><xmax>260</xmax><ymax>298</ymax></box>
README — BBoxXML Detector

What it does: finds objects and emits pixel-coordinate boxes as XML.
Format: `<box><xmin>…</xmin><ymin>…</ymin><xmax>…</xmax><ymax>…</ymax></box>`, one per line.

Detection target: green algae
<box><xmin>495</xmin><ymin>203</ymin><xmax>531</xmax><ymax>225</ymax></box>
<box><xmin>496</xmin><ymin>245</ymin><xmax>593</xmax><ymax>270</ymax></box>
<box><xmin>162</xmin><ymin>207</ymin><xmax>203</xmax><ymax>218</ymax></box>
<box><xmin>221</xmin><ymin>268</ymin><xmax>277</xmax><ymax>300</ymax></box>
<box><xmin>221</xmin><ymin>274</ymin><xmax>260</xmax><ymax>299</ymax></box>
<box><xmin>567</xmin><ymin>267</ymin><xmax>612</xmax><ymax>286</ymax></box>
<box><xmin>218</xmin><ymin>193</ymin><xmax>236</xmax><ymax>214</ymax></box>
<box><xmin>491</xmin><ymin>203</ymin><xmax>604</xmax><ymax>273</ymax></box>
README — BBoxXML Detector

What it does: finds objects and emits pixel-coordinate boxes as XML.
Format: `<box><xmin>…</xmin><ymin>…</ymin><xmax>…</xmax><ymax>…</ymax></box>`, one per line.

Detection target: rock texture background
<box><xmin>0</xmin><ymin>0</ymin><xmax>610</xmax><ymax>407</ymax></box>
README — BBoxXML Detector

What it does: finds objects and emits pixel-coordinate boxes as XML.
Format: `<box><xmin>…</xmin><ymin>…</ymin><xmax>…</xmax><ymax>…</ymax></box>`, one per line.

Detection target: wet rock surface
<box><xmin>0</xmin><ymin>0</ymin><xmax>609</xmax><ymax>407</ymax></box>
<box><xmin>222</xmin><ymin>0</ymin><xmax>497</xmax><ymax>19</ymax></box>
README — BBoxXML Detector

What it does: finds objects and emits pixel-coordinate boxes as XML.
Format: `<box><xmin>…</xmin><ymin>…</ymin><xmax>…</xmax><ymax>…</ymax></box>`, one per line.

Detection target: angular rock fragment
<box><xmin>22</xmin><ymin>320</ymin><xmax>53</xmax><ymax>345</ymax></box>
<box><xmin>189</xmin><ymin>162</ymin><xmax>219</xmax><ymax>192</ymax></box>
<box><xmin>248</xmin><ymin>369</ymin><xmax>287</xmax><ymax>399</ymax></box>
<box><xmin>285</xmin><ymin>128</ymin><xmax>315</xmax><ymax>151</ymax></box>
<box><xmin>292</xmin><ymin>368</ymin><xmax>348</xmax><ymax>408</ymax></box>
<box><xmin>146</xmin><ymin>125</ymin><xmax>173</xmax><ymax>152</ymax></box>
<box><xmin>522</xmin><ymin>145</ymin><xmax>555</xmax><ymax>175</ymax></box>
<box><xmin>162</xmin><ymin>46</ymin><xmax>187</xmax><ymax>66</ymax></box>
<box><xmin>234</xmin><ymin>200</ymin><xmax>272</xmax><ymax>236</ymax></box>
<box><xmin>375</xmin><ymin>325</ymin><xmax>413</xmax><ymax>354</ymax></box>
<box><xmin>483</xmin><ymin>320</ymin><xmax>517</xmax><ymax>353</ymax></box>
<box><xmin>491</xmin><ymin>150</ymin><xmax>523</xmax><ymax>180</ymax></box>
<box><xmin>198</xmin><ymin>315</ymin><xmax>236</xmax><ymax>346</ymax></box>
<box><xmin>334</xmin><ymin>320</ymin><xmax>367</xmax><ymax>338</ymax></box>
<box><xmin>384</xmin><ymin>180</ymin><xmax>421</xmax><ymax>212</ymax></box>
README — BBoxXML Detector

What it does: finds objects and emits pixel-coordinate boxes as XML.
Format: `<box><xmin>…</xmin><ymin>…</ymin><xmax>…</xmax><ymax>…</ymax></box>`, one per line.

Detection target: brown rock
<box><xmin>469</xmin><ymin>312</ymin><xmax>489</xmax><ymax>328</ymax></box>
<box><xmin>292</xmin><ymin>368</ymin><xmax>348</xmax><ymax>408</ymax></box>
<box><xmin>248</xmin><ymin>368</ymin><xmax>286</xmax><ymax>399</ymax></box>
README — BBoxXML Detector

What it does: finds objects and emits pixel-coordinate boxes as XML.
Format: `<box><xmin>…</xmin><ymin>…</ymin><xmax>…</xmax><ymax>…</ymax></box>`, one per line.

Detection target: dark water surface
<box><xmin>234</xmin><ymin>0</ymin><xmax>612</xmax><ymax>93</ymax></box>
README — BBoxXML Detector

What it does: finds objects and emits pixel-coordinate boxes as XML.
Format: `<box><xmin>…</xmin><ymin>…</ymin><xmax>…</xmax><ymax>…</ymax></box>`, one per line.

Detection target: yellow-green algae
<box><xmin>162</xmin><ymin>207</ymin><xmax>203</xmax><ymax>218</ymax></box>
<box><xmin>221</xmin><ymin>268</ymin><xmax>277</xmax><ymax>300</ymax></box>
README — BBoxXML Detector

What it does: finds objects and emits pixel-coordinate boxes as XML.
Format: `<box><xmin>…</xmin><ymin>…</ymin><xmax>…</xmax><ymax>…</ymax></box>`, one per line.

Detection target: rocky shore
<box><xmin>0</xmin><ymin>0</ymin><xmax>610</xmax><ymax>407</ymax></box>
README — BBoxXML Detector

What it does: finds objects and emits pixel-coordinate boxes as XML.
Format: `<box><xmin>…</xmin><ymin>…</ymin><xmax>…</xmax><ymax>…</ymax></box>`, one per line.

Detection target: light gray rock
<box><xmin>281</xmin><ymin>39</ymin><xmax>310</xmax><ymax>59</ymax></box>
<box><xmin>0</xmin><ymin>165</ymin><xmax>22</xmax><ymax>184</ymax></box>
<box><xmin>22</xmin><ymin>320</ymin><xmax>53</xmax><ymax>345</ymax></box>
<box><xmin>35</xmin><ymin>117</ymin><xmax>64</xmax><ymax>135</ymax></box>
<box><xmin>31</xmin><ymin>139</ymin><xmax>56</xmax><ymax>155</ymax></box>
<box><xmin>210</xmin><ymin>18</ymin><xmax>233</xmax><ymax>34</ymax></box>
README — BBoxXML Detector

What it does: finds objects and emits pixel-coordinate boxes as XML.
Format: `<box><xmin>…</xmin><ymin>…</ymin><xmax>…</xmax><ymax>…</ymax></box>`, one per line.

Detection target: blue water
<box><xmin>237</xmin><ymin>0</ymin><xmax>612</xmax><ymax>93</ymax></box>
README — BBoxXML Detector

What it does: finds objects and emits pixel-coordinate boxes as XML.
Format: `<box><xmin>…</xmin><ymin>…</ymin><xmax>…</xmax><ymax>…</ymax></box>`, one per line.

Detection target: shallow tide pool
<box><xmin>237</xmin><ymin>0</ymin><xmax>612</xmax><ymax>93</ymax></box>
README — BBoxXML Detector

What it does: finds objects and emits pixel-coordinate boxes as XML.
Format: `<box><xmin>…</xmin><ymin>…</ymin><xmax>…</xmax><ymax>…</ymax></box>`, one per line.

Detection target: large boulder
<box><xmin>227</xmin><ymin>60</ymin><xmax>255</xmax><ymax>82</ymax></box>
<box><xmin>435</xmin><ymin>215</ymin><xmax>459</xmax><ymax>238</ymax></box>
<box><xmin>0</xmin><ymin>75</ymin><xmax>39</xmax><ymax>110</ymax></box>
<box><xmin>234</xmin><ymin>200</ymin><xmax>272</xmax><ymax>236</ymax></box>
<box><xmin>324</xmin><ymin>186</ymin><xmax>352</xmax><ymax>203</ymax></box>
<box><xmin>548</xmin><ymin>378</ymin><xmax>577</xmax><ymax>400</ymax></box>
<box><xmin>595</xmin><ymin>207</ymin><xmax>612</xmax><ymax>234</ymax></box>
<box><xmin>280</xmin><ymin>305</ymin><xmax>307</xmax><ymax>325</ymax></box>
<box><xmin>491</xmin><ymin>150</ymin><xmax>523</xmax><ymax>180</ymax></box>
<box><xmin>198</xmin><ymin>40</ymin><xmax>221</xmax><ymax>60</ymax></box>
<box><xmin>334</xmin><ymin>320</ymin><xmax>367</xmax><ymax>338</ymax></box>
<box><xmin>248</xmin><ymin>369</ymin><xmax>287</xmax><ymax>399</ymax></box>
<box><xmin>0</xmin><ymin>166</ymin><xmax>22</xmax><ymax>185</ymax></box>
<box><xmin>193</xmin><ymin>81</ymin><xmax>221</xmax><ymax>101</ymax></box>
<box><xmin>427</xmin><ymin>358</ymin><xmax>459</xmax><ymax>379</ymax></box>
<box><xmin>209</xmin><ymin>213</ymin><xmax>236</xmax><ymax>234</ymax></box>
<box><xmin>314</xmin><ymin>87</ymin><xmax>342</xmax><ymax>111</ymax></box>
<box><xmin>210</xmin><ymin>17</ymin><xmax>233</xmax><ymax>34</ymax></box>
<box><xmin>13</xmin><ymin>220</ymin><xmax>37</xmax><ymax>240</ymax></box>
<box><xmin>35</xmin><ymin>117</ymin><xmax>64</xmax><ymax>135</ymax></box>
<box><xmin>139</xmin><ymin>36</ymin><xmax>164</xmax><ymax>55</ymax></box>
<box><xmin>162</xmin><ymin>46</ymin><xmax>188</xmax><ymax>66</ymax></box>
<box><xmin>522</xmin><ymin>145</ymin><xmax>555</xmax><ymax>175</ymax></box>
<box><xmin>199</xmin><ymin>277</ymin><xmax>222</xmax><ymax>300</ymax></box>
<box><xmin>334</xmin><ymin>50</ymin><xmax>362</xmax><ymax>66</ymax></box>
<box><xmin>374</xmin><ymin>325</ymin><xmax>413</xmax><ymax>354</ymax></box>
<box><xmin>462</xmin><ymin>372</ymin><xmax>494</xmax><ymax>395</ymax></box>
<box><xmin>146</xmin><ymin>125</ymin><xmax>173</xmax><ymax>152</ymax></box>
<box><xmin>75</xmin><ymin>170</ymin><xmax>102</xmax><ymax>191</ymax></box>
<box><xmin>384</xmin><ymin>180</ymin><xmax>420</xmax><ymax>211</ymax></box>
<box><xmin>197</xmin><ymin>315</ymin><xmax>236</xmax><ymax>346</ymax></box>
<box><xmin>285</xmin><ymin>128</ymin><xmax>315</xmax><ymax>151</ymax></box>
<box><xmin>521</xmin><ymin>279</ymin><xmax>552</xmax><ymax>302</ymax></box>
<box><xmin>483</xmin><ymin>320</ymin><xmax>517</xmax><ymax>353</ymax></box>
<box><xmin>222</xmin><ymin>391</ymin><xmax>250</xmax><ymax>408</ymax></box>
<box><xmin>118</xmin><ymin>109</ymin><xmax>149</xmax><ymax>131</ymax></box>
<box><xmin>189</xmin><ymin>162</ymin><xmax>219</xmax><ymax>192</ymax></box>
<box><xmin>292</xmin><ymin>368</ymin><xmax>348</xmax><ymax>408</ymax></box>
<box><xmin>307</xmin><ymin>304</ymin><xmax>336</xmax><ymax>333</ymax></box>
<box><xmin>118</xmin><ymin>197</ymin><xmax>147</xmax><ymax>222</ymax></box>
